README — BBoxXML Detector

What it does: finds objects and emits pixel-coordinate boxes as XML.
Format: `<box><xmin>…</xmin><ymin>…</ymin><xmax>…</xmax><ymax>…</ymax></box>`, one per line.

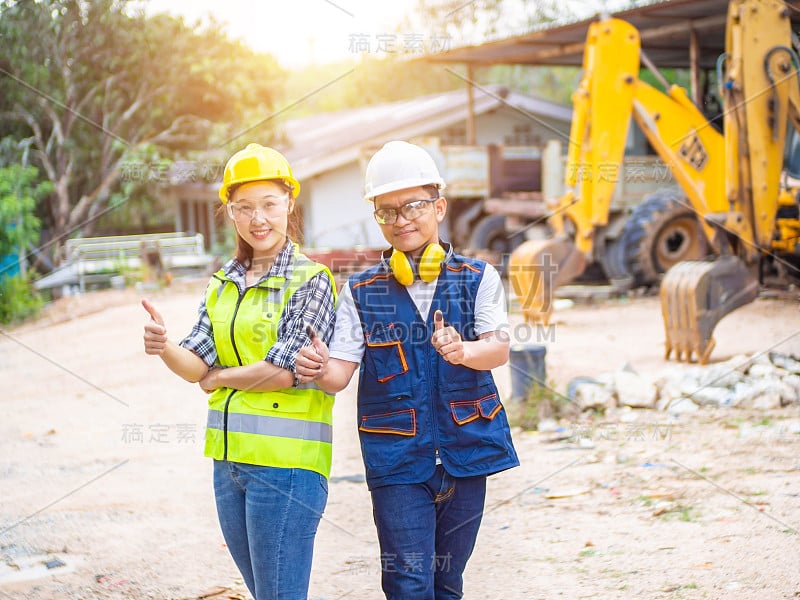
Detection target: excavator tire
<box><xmin>620</xmin><ymin>189</ymin><xmax>709</xmax><ymax>287</ymax></box>
<box><xmin>469</xmin><ymin>215</ymin><xmax>525</xmax><ymax>275</ymax></box>
<box><xmin>597</xmin><ymin>236</ymin><xmax>630</xmax><ymax>282</ymax></box>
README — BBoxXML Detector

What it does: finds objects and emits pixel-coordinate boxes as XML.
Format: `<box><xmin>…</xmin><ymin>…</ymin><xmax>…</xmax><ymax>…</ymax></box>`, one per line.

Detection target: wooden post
<box><xmin>689</xmin><ymin>26</ymin><xmax>701</xmax><ymax>109</ymax></box>
<box><xmin>206</xmin><ymin>196</ymin><xmax>216</xmax><ymax>251</ymax></box>
<box><xmin>170</xmin><ymin>189</ymin><xmax>183</xmax><ymax>232</ymax></box>
<box><xmin>466</xmin><ymin>64</ymin><xmax>476</xmax><ymax>145</ymax></box>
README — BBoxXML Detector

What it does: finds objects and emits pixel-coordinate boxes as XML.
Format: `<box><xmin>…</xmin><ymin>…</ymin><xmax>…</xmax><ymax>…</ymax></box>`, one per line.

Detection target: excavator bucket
<box><xmin>660</xmin><ymin>256</ymin><xmax>759</xmax><ymax>364</ymax></box>
<box><xmin>508</xmin><ymin>238</ymin><xmax>587</xmax><ymax>324</ymax></box>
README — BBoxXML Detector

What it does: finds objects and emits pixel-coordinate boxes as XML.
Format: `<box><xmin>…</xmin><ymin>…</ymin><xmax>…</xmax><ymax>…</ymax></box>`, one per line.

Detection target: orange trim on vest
<box><xmin>445</xmin><ymin>263</ymin><xmax>481</xmax><ymax>274</ymax></box>
<box><xmin>359</xmin><ymin>408</ymin><xmax>417</xmax><ymax>436</ymax></box>
<box><xmin>352</xmin><ymin>273</ymin><xmax>392</xmax><ymax>289</ymax></box>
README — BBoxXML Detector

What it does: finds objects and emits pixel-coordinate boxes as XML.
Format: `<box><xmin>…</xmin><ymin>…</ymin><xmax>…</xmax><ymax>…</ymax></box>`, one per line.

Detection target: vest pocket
<box><xmin>359</xmin><ymin>408</ymin><xmax>416</xmax><ymax>436</ymax></box>
<box><xmin>359</xmin><ymin>407</ymin><xmax>418</xmax><ymax>471</ymax></box>
<box><xmin>450</xmin><ymin>393</ymin><xmax>502</xmax><ymax>425</ymax></box>
<box><xmin>364</xmin><ymin>325</ymin><xmax>409</xmax><ymax>384</ymax></box>
<box><xmin>439</xmin><ymin>362</ymin><xmax>495</xmax><ymax>392</ymax></box>
<box><xmin>240</xmin><ymin>390</ymin><xmax>312</xmax><ymax>415</ymax></box>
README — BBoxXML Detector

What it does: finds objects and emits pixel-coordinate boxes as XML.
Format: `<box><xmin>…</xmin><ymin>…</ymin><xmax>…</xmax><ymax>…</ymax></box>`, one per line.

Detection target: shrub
<box><xmin>0</xmin><ymin>271</ymin><xmax>43</xmax><ymax>324</ymax></box>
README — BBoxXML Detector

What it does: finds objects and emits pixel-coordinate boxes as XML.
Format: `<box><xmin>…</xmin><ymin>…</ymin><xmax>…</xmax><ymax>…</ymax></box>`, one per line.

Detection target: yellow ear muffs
<box><xmin>389</xmin><ymin>249</ymin><xmax>414</xmax><ymax>286</ymax></box>
<box><xmin>418</xmin><ymin>243</ymin><xmax>445</xmax><ymax>282</ymax></box>
<box><xmin>389</xmin><ymin>244</ymin><xmax>445</xmax><ymax>286</ymax></box>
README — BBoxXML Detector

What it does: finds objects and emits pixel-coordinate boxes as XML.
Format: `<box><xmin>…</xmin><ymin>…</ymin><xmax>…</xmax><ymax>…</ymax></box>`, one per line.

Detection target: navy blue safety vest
<box><xmin>349</xmin><ymin>252</ymin><xmax>519</xmax><ymax>489</ymax></box>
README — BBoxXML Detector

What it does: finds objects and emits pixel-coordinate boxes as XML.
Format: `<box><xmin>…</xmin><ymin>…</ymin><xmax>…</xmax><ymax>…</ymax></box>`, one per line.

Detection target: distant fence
<box><xmin>34</xmin><ymin>232</ymin><xmax>213</xmax><ymax>292</ymax></box>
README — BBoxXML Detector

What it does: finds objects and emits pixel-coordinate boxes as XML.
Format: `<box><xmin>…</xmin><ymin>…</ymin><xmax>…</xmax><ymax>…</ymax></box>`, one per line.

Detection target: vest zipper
<box><xmin>223</xmin><ymin>288</ymin><xmax>248</xmax><ymax>461</ymax></box>
<box><xmin>427</xmin><ymin>318</ymin><xmax>441</xmax><ymax>462</ymax></box>
<box><xmin>229</xmin><ymin>288</ymin><xmax>247</xmax><ymax>367</ymax></box>
<box><xmin>221</xmin><ymin>389</ymin><xmax>235</xmax><ymax>461</ymax></box>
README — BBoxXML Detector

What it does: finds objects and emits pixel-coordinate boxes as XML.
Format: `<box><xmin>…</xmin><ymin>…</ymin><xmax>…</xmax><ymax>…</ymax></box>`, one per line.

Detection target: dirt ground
<box><xmin>1</xmin><ymin>279</ymin><xmax>799</xmax><ymax>600</ymax></box>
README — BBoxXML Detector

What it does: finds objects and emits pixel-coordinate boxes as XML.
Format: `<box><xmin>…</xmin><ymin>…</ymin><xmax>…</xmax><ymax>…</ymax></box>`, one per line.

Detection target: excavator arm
<box><xmin>510</xmin><ymin>1</ymin><xmax>800</xmax><ymax>364</ymax></box>
<box><xmin>509</xmin><ymin>17</ymin><xmax>725</xmax><ymax>324</ymax></box>
<box><xmin>660</xmin><ymin>0</ymin><xmax>800</xmax><ymax>362</ymax></box>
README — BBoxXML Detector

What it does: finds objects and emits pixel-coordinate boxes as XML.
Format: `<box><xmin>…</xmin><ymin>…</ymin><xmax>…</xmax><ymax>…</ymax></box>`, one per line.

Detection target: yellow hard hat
<box><xmin>219</xmin><ymin>143</ymin><xmax>300</xmax><ymax>203</ymax></box>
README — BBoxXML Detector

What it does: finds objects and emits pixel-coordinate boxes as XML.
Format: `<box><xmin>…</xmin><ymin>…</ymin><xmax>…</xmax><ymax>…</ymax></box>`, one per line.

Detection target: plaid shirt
<box><xmin>179</xmin><ymin>240</ymin><xmax>336</xmax><ymax>372</ymax></box>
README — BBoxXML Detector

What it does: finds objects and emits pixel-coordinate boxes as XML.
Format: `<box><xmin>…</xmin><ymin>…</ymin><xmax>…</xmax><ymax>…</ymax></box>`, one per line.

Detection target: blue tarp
<box><xmin>0</xmin><ymin>253</ymin><xmax>20</xmax><ymax>279</ymax></box>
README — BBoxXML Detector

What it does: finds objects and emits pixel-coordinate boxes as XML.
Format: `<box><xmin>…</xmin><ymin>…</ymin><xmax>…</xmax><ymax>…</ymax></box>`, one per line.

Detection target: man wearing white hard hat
<box><xmin>296</xmin><ymin>140</ymin><xmax>519</xmax><ymax>599</ymax></box>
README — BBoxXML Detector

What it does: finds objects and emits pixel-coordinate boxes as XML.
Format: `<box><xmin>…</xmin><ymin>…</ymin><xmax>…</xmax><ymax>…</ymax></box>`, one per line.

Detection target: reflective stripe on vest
<box><xmin>207</xmin><ymin>409</ymin><xmax>333</xmax><ymax>444</ymax></box>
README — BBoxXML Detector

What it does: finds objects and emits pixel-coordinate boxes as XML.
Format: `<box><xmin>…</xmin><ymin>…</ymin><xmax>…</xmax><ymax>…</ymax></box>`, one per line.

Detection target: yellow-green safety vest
<box><xmin>203</xmin><ymin>247</ymin><xmax>336</xmax><ymax>478</ymax></box>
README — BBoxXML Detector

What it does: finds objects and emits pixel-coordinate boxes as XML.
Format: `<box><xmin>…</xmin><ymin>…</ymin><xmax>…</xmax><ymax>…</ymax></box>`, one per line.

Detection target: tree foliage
<box><xmin>0</xmin><ymin>0</ymin><xmax>284</xmax><ymax>262</ymax></box>
<box><xmin>281</xmin><ymin>56</ymin><xmax>465</xmax><ymax>117</ymax></box>
<box><xmin>282</xmin><ymin>0</ymin><xmax>584</xmax><ymax>117</ymax></box>
<box><xmin>0</xmin><ymin>164</ymin><xmax>50</xmax><ymax>324</ymax></box>
<box><xmin>406</xmin><ymin>0</ymin><xmax>568</xmax><ymax>46</ymax></box>
<box><xmin>0</xmin><ymin>164</ymin><xmax>50</xmax><ymax>257</ymax></box>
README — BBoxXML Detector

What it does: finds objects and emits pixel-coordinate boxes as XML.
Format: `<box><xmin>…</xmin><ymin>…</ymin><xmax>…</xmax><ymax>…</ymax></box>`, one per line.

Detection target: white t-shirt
<box><xmin>329</xmin><ymin>263</ymin><xmax>507</xmax><ymax>364</ymax></box>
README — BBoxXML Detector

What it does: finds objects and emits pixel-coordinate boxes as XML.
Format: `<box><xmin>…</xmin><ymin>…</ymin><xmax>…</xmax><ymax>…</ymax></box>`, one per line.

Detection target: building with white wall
<box><xmin>283</xmin><ymin>85</ymin><xmax>571</xmax><ymax>248</ymax></box>
<box><xmin>166</xmin><ymin>86</ymin><xmax>572</xmax><ymax>251</ymax></box>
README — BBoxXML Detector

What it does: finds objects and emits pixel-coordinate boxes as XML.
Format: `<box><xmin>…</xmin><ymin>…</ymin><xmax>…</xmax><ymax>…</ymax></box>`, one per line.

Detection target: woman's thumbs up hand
<box><xmin>142</xmin><ymin>298</ymin><xmax>168</xmax><ymax>355</ymax></box>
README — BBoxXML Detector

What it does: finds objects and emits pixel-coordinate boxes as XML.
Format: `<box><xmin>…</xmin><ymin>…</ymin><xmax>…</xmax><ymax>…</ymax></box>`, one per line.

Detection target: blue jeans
<box><xmin>213</xmin><ymin>460</ymin><xmax>328</xmax><ymax>600</ymax></box>
<box><xmin>370</xmin><ymin>465</ymin><xmax>487</xmax><ymax>600</ymax></box>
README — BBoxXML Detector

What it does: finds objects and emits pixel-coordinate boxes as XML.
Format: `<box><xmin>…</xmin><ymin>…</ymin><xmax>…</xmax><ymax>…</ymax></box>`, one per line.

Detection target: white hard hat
<box><xmin>364</xmin><ymin>141</ymin><xmax>446</xmax><ymax>202</ymax></box>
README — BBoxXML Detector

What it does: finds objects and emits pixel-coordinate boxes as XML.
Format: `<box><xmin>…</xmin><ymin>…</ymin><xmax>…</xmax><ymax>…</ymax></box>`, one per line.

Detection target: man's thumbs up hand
<box><xmin>296</xmin><ymin>325</ymin><xmax>330</xmax><ymax>383</ymax></box>
<box><xmin>431</xmin><ymin>309</ymin><xmax>465</xmax><ymax>364</ymax></box>
<box><xmin>434</xmin><ymin>309</ymin><xmax>444</xmax><ymax>331</ymax></box>
<box><xmin>142</xmin><ymin>298</ymin><xmax>168</xmax><ymax>355</ymax></box>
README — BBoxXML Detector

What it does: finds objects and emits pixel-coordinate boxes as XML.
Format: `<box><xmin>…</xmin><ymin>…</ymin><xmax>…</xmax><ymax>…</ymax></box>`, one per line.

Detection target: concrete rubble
<box><xmin>565</xmin><ymin>352</ymin><xmax>800</xmax><ymax>413</ymax></box>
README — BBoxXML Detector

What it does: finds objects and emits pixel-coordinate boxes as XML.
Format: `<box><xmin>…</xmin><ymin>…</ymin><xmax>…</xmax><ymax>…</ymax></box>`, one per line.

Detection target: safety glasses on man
<box><xmin>227</xmin><ymin>193</ymin><xmax>291</xmax><ymax>223</ymax></box>
<box><xmin>373</xmin><ymin>197</ymin><xmax>439</xmax><ymax>225</ymax></box>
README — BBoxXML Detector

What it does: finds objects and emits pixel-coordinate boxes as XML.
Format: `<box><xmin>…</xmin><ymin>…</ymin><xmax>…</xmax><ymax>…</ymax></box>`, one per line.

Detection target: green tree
<box><xmin>0</xmin><ymin>0</ymin><xmax>283</xmax><ymax>262</ymax></box>
<box><xmin>0</xmin><ymin>165</ymin><xmax>49</xmax><ymax>258</ymax></box>
<box><xmin>406</xmin><ymin>0</ymin><xmax>568</xmax><ymax>46</ymax></box>
<box><xmin>0</xmin><ymin>164</ymin><xmax>52</xmax><ymax>323</ymax></box>
<box><xmin>282</xmin><ymin>55</ymin><xmax>465</xmax><ymax>116</ymax></box>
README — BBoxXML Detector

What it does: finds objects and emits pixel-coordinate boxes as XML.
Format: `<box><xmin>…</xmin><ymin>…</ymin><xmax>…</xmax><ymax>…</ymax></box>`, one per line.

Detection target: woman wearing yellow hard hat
<box><xmin>142</xmin><ymin>143</ymin><xmax>337</xmax><ymax>600</ymax></box>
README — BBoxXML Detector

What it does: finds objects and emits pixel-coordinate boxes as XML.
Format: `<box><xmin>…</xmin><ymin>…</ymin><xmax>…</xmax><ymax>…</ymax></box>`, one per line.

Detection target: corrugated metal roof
<box><xmin>424</xmin><ymin>0</ymin><xmax>800</xmax><ymax>69</ymax></box>
<box><xmin>282</xmin><ymin>85</ymin><xmax>571</xmax><ymax>180</ymax></box>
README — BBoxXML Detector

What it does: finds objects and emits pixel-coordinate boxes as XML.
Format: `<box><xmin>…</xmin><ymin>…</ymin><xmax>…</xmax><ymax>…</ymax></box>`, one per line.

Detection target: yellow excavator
<box><xmin>509</xmin><ymin>0</ymin><xmax>800</xmax><ymax>364</ymax></box>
